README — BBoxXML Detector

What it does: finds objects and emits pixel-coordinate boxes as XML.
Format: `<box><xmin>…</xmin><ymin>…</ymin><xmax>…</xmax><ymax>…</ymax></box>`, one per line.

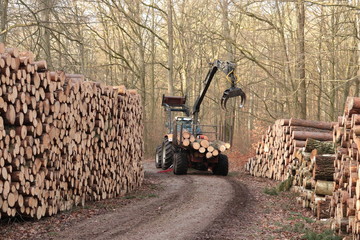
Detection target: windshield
<box><xmin>176</xmin><ymin>120</ymin><xmax>201</xmax><ymax>134</ymax></box>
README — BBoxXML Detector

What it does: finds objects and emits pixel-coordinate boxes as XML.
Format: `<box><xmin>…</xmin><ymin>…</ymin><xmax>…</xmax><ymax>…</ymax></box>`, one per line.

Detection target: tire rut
<box><xmin>116</xmin><ymin>175</ymin><xmax>234</xmax><ymax>240</ymax></box>
<box><xmin>48</xmin><ymin>163</ymin><xmax>239</xmax><ymax>240</ymax></box>
<box><xmin>195</xmin><ymin>178</ymin><xmax>252</xmax><ymax>240</ymax></box>
<box><xmin>105</xmin><ymin>176</ymin><xmax>196</xmax><ymax>239</ymax></box>
<box><xmin>52</xmin><ymin>172</ymin><xmax>194</xmax><ymax>240</ymax></box>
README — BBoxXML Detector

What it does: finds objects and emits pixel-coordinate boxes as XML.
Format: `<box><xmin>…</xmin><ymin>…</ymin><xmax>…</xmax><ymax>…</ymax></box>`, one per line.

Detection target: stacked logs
<box><xmin>331</xmin><ymin>97</ymin><xmax>360</xmax><ymax>237</ymax></box>
<box><xmin>246</xmin><ymin>97</ymin><xmax>360</xmax><ymax>239</ymax></box>
<box><xmin>177</xmin><ymin>131</ymin><xmax>230</xmax><ymax>158</ymax></box>
<box><xmin>245</xmin><ymin>118</ymin><xmax>334</xmax><ymax>181</ymax></box>
<box><xmin>291</xmin><ymin>139</ymin><xmax>336</xmax><ymax>219</ymax></box>
<box><xmin>0</xmin><ymin>44</ymin><xmax>144</xmax><ymax>220</ymax></box>
<box><xmin>245</xmin><ymin>118</ymin><xmax>337</xmax><ymax>220</ymax></box>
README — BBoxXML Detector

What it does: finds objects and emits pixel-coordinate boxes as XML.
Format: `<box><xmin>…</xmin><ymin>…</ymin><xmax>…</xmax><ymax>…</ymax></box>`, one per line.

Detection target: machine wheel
<box><xmin>173</xmin><ymin>151</ymin><xmax>188</xmax><ymax>175</ymax></box>
<box><xmin>212</xmin><ymin>154</ymin><xmax>229</xmax><ymax>176</ymax></box>
<box><xmin>155</xmin><ymin>145</ymin><xmax>162</xmax><ymax>168</ymax></box>
<box><xmin>161</xmin><ymin>139</ymin><xmax>175</xmax><ymax>170</ymax></box>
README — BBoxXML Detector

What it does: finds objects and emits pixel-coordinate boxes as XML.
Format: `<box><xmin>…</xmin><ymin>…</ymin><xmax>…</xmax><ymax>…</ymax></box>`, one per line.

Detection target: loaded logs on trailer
<box><xmin>0</xmin><ymin>43</ymin><xmax>144</xmax><ymax>220</ymax></box>
<box><xmin>176</xmin><ymin>131</ymin><xmax>230</xmax><ymax>159</ymax></box>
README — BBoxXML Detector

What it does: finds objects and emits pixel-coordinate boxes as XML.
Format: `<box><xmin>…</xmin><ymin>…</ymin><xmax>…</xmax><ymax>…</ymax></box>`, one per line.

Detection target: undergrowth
<box><xmin>263</xmin><ymin>177</ymin><xmax>293</xmax><ymax>196</ymax></box>
<box><xmin>274</xmin><ymin>219</ymin><xmax>340</xmax><ymax>240</ymax></box>
<box><xmin>263</xmin><ymin>187</ymin><xmax>278</xmax><ymax>195</ymax></box>
<box><xmin>301</xmin><ymin>229</ymin><xmax>341</xmax><ymax>240</ymax></box>
<box><xmin>274</xmin><ymin>209</ymin><xmax>340</xmax><ymax>240</ymax></box>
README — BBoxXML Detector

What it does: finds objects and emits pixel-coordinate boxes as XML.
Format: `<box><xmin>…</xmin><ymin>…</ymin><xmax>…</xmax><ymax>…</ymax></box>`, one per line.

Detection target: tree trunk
<box><xmin>150</xmin><ymin>0</ymin><xmax>156</xmax><ymax>121</ymax></box>
<box><xmin>74</xmin><ymin>2</ymin><xmax>86</xmax><ymax>77</ymax></box>
<box><xmin>275</xmin><ymin>2</ymin><xmax>293</xmax><ymax>117</ymax></box>
<box><xmin>40</xmin><ymin>0</ymin><xmax>53</xmax><ymax>69</ymax></box>
<box><xmin>356</xmin><ymin>0</ymin><xmax>360</xmax><ymax>97</ymax></box>
<box><xmin>329</xmin><ymin>5</ymin><xmax>337</xmax><ymax>121</ymax></box>
<box><xmin>296</xmin><ymin>0</ymin><xmax>306</xmax><ymax>119</ymax></box>
<box><xmin>167</xmin><ymin>0</ymin><xmax>174</xmax><ymax>95</ymax></box>
<box><xmin>317</xmin><ymin>6</ymin><xmax>324</xmax><ymax>121</ymax></box>
<box><xmin>0</xmin><ymin>0</ymin><xmax>8</xmax><ymax>44</ymax></box>
<box><xmin>221</xmin><ymin>0</ymin><xmax>235</xmax><ymax>144</ymax></box>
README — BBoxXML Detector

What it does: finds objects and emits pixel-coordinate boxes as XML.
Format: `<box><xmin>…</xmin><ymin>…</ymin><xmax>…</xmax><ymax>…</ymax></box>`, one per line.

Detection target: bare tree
<box><xmin>0</xmin><ymin>0</ymin><xmax>9</xmax><ymax>43</ymax></box>
<box><xmin>296</xmin><ymin>0</ymin><xmax>306</xmax><ymax>119</ymax></box>
<box><xmin>167</xmin><ymin>0</ymin><xmax>174</xmax><ymax>95</ymax></box>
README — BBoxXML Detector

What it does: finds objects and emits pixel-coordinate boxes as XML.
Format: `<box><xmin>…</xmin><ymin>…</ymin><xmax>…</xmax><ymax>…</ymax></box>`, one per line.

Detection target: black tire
<box><xmin>155</xmin><ymin>145</ymin><xmax>162</xmax><ymax>168</ymax></box>
<box><xmin>212</xmin><ymin>154</ymin><xmax>229</xmax><ymax>176</ymax></box>
<box><xmin>173</xmin><ymin>151</ymin><xmax>188</xmax><ymax>175</ymax></box>
<box><xmin>161</xmin><ymin>139</ymin><xmax>175</xmax><ymax>170</ymax></box>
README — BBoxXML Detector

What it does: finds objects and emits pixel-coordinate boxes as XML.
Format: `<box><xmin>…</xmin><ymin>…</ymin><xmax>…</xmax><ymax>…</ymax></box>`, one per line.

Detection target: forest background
<box><xmin>1</xmin><ymin>0</ymin><xmax>358</xmax><ymax>155</ymax></box>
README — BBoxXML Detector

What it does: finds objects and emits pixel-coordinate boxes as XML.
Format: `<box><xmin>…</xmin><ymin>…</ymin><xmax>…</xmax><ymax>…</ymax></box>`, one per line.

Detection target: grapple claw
<box><xmin>221</xmin><ymin>87</ymin><xmax>246</xmax><ymax>110</ymax></box>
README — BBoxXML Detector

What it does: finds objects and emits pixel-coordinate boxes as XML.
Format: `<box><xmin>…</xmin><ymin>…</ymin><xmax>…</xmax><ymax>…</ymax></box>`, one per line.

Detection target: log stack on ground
<box><xmin>330</xmin><ymin>97</ymin><xmax>360</xmax><ymax>237</ymax></box>
<box><xmin>245</xmin><ymin>97</ymin><xmax>360</xmax><ymax>239</ymax></box>
<box><xmin>245</xmin><ymin>118</ymin><xmax>335</xmax><ymax>182</ymax></box>
<box><xmin>245</xmin><ymin>118</ymin><xmax>337</xmax><ymax>220</ymax></box>
<box><xmin>291</xmin><ymin>139</ymin><xmax>335</xmax><ymax>220</ymax></box>
<box><xmin>0</xmin><ymin>44</ymin><xmax>144</xmax><ymax>220</ymax></box>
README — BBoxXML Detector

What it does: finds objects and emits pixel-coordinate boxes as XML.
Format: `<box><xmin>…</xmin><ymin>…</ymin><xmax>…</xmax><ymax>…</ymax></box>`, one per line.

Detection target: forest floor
<box><xmin>0</xmin><ymin>153</ymin><xmax>342</xmax><ymax>240</ymax></box>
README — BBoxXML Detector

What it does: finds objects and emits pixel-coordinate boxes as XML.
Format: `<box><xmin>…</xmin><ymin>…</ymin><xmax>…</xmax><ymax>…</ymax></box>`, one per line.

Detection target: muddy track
<box><xmin>49</xmin><ymin>162</ymin><xmax>249</xmax><ymax>240</ymax></box>
<box><xmin>195</xmin><ymin>179</ymin><xmax>252</xmax><ymax>239</ymax></box>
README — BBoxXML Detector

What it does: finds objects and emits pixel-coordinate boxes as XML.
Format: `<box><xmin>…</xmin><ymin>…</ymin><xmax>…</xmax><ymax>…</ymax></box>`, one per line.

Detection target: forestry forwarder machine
<box><xmin>155</xmin><ymin>60</ymin><xmax>246</xmax><ymax>176</ymax></box>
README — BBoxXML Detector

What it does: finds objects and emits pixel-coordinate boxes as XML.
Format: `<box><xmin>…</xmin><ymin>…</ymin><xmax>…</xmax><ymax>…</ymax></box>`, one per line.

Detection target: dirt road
<box><xmin>47</xmin><ymin>162</ymin><xmax>250</xmax><ymax>240</ymax></box>
<box><xmin>1</xmin><ymin>160</ymin><xmax>335</xmax><ymax>240</ymax></box>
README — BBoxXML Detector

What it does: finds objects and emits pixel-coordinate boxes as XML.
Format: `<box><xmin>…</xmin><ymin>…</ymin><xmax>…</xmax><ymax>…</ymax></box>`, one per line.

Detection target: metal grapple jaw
<box><xmin>221</xmin><ymin>86</ymin><xmax>246</xmax><ymax>110</ymax></box>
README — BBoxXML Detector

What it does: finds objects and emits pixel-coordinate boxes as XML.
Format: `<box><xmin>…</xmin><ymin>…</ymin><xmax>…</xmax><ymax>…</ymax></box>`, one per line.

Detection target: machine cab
<box><xmin>174</xmin><ymin>116</ymin><xmax>201</xmax><ymax>135</ymax></box>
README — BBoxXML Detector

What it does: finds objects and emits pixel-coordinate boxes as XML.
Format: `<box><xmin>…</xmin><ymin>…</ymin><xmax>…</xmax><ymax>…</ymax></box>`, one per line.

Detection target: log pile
<box><xmin>245</xmin><ymin>118</ymin><xmax>334</xmax><ymax>182</ymax></box>
<box><xmin>0</xmin><ymin>44</ymin><xmax>144</xmax><ymax>220</ymax></box>
<box><xmin>330</xmin><ymin>97</ymin><xmax>360</xmax><ymax>237</ymax></box>
<box><xmin>246</xmin><ymin>97</ymin><xmax>360</xmax><ymax>239</ymax></box>
<box><xmin>245</xmin><ymin>118</ymin><xmax>337</xmax><ymax>220</ymax></box>
<box><xmin>176</xmin><ymin>131</ymin><xmax>230</xmax><ymax>158</ymax></box>
<box><xmin>291</xmin><ymin>139</ymin><xmax>335</xmax><ymax>220</ymax></box>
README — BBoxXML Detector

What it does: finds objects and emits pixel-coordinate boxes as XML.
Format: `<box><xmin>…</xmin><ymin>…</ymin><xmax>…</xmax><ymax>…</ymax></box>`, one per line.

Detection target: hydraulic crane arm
<box><xmin>192</xmin><ymin>60</ymin><xmax>246</xmax><ymax>124</ymax></box>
